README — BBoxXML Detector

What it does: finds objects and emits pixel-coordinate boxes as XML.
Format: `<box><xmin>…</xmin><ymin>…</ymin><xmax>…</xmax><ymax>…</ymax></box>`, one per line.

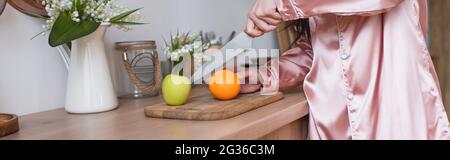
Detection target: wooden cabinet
<box><xmin>429</xmin><ymin>0</ymin><xmax>450</xmax><ymax>115</ymax></box>
<box><xmin>0</xmin><ymin>86</ymin><xmax>309</xmax><ymax>140</ymax></box>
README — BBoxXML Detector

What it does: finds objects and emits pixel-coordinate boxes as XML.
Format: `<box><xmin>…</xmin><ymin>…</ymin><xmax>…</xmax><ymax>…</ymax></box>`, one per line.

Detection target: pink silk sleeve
<box><xmin>275</xmin><ymin>0</ymin><xmax>403</xmax><ymax>20</ymax></box>
<box><xmin>259</xmin><ymin>39</ymin><xmax>313</xmax><ymax>92</ymax></box>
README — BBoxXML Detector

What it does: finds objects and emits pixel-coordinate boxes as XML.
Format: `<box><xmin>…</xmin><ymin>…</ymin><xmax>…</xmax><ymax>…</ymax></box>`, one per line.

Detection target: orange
<box><xmin>208</xmin><ymin>69</ymin><xmax>241</xmax><ymax>100</ymax></box>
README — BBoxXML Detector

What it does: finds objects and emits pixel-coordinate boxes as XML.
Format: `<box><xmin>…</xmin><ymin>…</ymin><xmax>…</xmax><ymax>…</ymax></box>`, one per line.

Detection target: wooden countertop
<box><xmin>1</xmin><ymin>86</ymin><xmax>308</xmax><ymax>140</ymax></box>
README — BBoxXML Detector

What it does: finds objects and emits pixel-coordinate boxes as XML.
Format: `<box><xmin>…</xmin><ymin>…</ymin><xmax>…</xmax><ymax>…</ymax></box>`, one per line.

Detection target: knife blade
<box><xmin>192</xmin><ymin>32</ymin><xmax>253</xmax><ymax>83</ymax></box>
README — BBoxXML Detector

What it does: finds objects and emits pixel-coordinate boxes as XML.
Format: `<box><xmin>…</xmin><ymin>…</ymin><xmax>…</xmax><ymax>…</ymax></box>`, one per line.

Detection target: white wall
<box><xmin>0</xmin><ymin>5</ymin><xmax>67</xmax><ymax>116</ymax></box>
<box><xmin>0</xmin><ymin>0</ymin><xmax>279</xmax><ymax>115</ymax></box>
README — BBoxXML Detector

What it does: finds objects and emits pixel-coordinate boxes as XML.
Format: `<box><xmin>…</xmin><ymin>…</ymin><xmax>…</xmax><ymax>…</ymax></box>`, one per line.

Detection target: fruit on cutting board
<box><xmin>209</xmin><ymin>69</ymin><xmax>241</xmax><ymax>100</ymax></box>
<box><xmin>162</xmin><ymin>74</ymin><xmax>191</xmax><ymax>106</ymax></box>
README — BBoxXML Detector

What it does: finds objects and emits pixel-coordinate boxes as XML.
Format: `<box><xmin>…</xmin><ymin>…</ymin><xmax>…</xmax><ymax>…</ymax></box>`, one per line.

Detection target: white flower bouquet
<box><xmin>39</xmin><ymin>0</ymin><xmax>143</xmax><ymax>47</ymax></box>
<box><xmin>164</xmin><ymin>32</ymin><xmax>211</xmax><ymax>74</ymax></box>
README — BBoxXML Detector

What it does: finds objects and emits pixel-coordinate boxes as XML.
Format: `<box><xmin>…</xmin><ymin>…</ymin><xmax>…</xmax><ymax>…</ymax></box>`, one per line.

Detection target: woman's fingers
<box><xmin>240</xmin><ymin>84</ymin><xmax>262</xmax><ymax>94</ymax></box>
<box><xmin>269</xmin><ymin>11</ymin><xmax>282</xmax><ymax>20</ymax></box>
<box><xmin>237</xmin><ymin>68</ymin><xmax>262</xmax><ymax>94</ymax></box>
<box><xmin>264</xmin><ymin>9</ymin><xmax>282</xmax><ymax>20</ymax></box>
<box><xmin>254</xmin><ymin>7</ymin><xmax>282</xmax><ymax>25</ymax></box>
<box><xmin>249</xmin><ymin>13</ymin><xmax>277</xmax><ymax>33</ymax></box>
<box><xmin>245</xmin><ymin>18</ymin><xmax>264</xmax><ymax>37</ymax></box>
<box><xmin>258</xmin><ymin>16</ymin><xmax>282</xmax><ymax>26</ymax></box>
<box><xmin>245</xmin><ymin>0</ymin><xmax>282</xmax><ymax>37</ymax></box>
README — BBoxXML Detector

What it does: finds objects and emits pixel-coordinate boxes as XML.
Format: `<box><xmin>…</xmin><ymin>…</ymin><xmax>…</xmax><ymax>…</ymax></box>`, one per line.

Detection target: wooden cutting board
<box><xmin>145</xmin><ymin>92</ymin><xmax>284</xmax><ymax>121</ymax></box>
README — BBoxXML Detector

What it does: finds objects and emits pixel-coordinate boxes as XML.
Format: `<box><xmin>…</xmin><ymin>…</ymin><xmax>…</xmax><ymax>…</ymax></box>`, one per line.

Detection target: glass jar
<box><xmin>115</xmin><ymin>41</ymin><xmax>162</xmax><ymax>99</ymax></box>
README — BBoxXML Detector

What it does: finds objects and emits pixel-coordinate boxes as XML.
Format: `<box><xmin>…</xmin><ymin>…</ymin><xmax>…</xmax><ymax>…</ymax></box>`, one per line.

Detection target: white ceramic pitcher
<box><xmin>65</xmin><ymin>24</ymin><xmax>118</xmax><ymax>114</ymax></box>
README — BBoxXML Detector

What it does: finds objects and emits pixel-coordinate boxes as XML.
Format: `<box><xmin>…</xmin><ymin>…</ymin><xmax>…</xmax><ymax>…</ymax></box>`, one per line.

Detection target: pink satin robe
<box><xmin>262</xmin><ymin>0</ymin><xmax>450</xmax><ymax>140</ymax></box>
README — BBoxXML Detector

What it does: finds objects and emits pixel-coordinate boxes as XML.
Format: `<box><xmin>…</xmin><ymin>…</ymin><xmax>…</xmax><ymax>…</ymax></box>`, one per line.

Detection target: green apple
<box><xmin>162</xmin><ymin>74</ymin><xmax>192</xmax><ymax>106</ymax></box>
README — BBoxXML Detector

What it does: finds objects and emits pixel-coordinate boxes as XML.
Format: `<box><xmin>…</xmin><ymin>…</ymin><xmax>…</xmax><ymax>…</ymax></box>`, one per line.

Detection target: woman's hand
<box><xmin>237</xmin><ymin>68</ymin><xmax>262</xmax><ymax>94</ymax></box>
<box><xmin>245</xmin><ymin>0</ymin><xmax>282</xmax><ymax>37</ymax></box>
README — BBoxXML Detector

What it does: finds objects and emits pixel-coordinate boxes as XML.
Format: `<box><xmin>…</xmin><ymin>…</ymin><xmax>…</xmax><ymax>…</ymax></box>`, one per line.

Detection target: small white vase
<box><xmin>65</xmin><ymin>24</ymin><xmax>118</xmax><ymax>114</ymax></box>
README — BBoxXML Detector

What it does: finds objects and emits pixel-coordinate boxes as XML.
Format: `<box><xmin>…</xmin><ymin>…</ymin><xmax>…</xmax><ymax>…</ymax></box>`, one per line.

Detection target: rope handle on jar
<box><xmin>122</xmin><ymin>52</ymin><xmax>162</xmax><ymax>95</ymax></box>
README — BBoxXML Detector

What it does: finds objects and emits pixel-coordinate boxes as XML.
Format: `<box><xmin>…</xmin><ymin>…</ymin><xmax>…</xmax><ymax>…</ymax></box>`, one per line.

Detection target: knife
<box><xmin>192</xmin><ymin>32</ymin><xmax>253</xmax><ymax>83</ymax></box>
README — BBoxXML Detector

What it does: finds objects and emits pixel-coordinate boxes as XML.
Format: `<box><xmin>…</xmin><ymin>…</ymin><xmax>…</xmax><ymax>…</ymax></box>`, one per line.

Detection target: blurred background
<box><xmin>0</xmin><ymin>0</ymin><xmax>279</xmax><ymax>115</ymax></box>
<box><xmin>0</xmin><ymin>0</ymin><xmax>449</xmax><ymax>116</ymax></box>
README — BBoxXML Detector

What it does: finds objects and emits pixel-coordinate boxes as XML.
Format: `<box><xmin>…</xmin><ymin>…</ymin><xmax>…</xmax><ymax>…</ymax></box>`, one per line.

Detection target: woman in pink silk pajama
<box><xmin>243</xmin><ymin>0</ymin><xmax>450</xmax><ymax>140</ymax></box>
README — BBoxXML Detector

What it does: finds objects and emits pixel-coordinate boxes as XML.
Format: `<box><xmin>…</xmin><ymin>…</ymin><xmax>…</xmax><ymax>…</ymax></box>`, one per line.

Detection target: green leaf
<box><xmin>71</xmin><ymin>0</ymin><xmax>78</xmax><ymax>12</ymax></box>
<box><xmin>77</xmin><ymin>0</ymin><xmax>89</xmax><ymax>16</ymax></box>
<box><xmin>109</xmin><ymin>8</ymin><xmax>142</xmax><ymax>23</ymax></box>
<box><xmin>49</xmin><ymin>12</ymin><xmax>100</xmax><ymax>47</ymax></box>
<box><xmin>18</xmin><ymin>10</ymin><xmax>49</xmax><ymax>19</ymax></box>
